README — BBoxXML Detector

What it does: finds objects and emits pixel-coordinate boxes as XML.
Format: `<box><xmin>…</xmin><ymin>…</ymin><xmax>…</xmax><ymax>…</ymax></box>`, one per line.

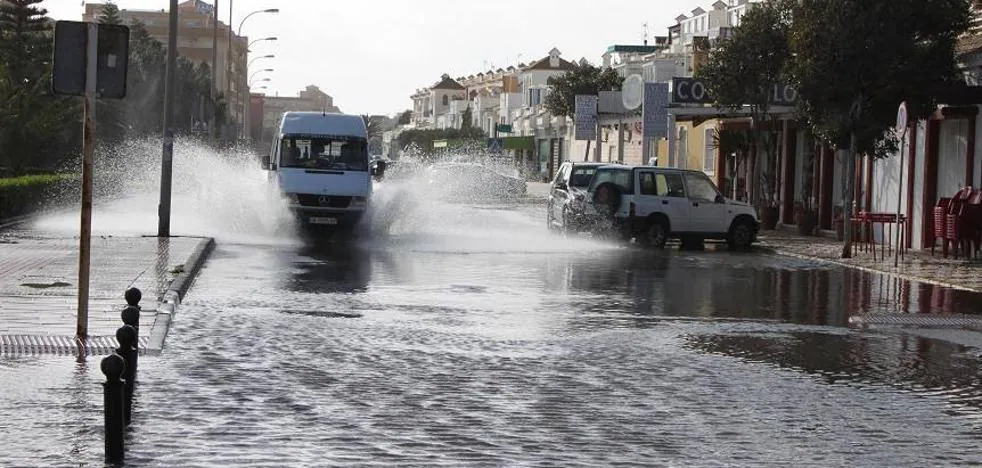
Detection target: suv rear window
<box><xmin>569</xmin><ymin>166</ymin><xmax>598</xmax><ymax>188</ymax></box>
<box><xmin>589</xmin><ymin>168</ymin><xmax>634</xmax><ymax>194</ymax></box>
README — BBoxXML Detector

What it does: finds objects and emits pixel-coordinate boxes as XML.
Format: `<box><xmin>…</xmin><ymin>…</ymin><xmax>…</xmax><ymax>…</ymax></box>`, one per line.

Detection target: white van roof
<box><xmin>279</xmin><ymin>111</ymin><xmax>367</xmax><ymax>138</ymax></box>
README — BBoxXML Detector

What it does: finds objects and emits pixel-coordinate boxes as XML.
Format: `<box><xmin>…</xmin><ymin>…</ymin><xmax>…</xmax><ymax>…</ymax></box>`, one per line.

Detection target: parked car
<box><xmin>546</xmin><ymin>161</ymin><xmax>606</xmax><ymax>234</ymax></box>
<box><xmin>577</xmin><ymin>164</ymin><xmax>760</xmax><ymax>250</ymax></box>
<box><xmin>424</xmin><ymin>162</ymin><xmax>527</xmax><ymax>201</ymax></box>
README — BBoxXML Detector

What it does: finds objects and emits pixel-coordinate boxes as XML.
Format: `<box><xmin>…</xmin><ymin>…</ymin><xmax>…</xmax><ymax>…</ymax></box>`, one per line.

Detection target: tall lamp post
<box><xmin>226</xmin><ymin>7</ymin><xmax>279</xmax><ymax>140</ymax></box>
<box><xmin>159</xmin><ymin>0</ymin><xmax>179</xmax><ymax>237</ymax></box>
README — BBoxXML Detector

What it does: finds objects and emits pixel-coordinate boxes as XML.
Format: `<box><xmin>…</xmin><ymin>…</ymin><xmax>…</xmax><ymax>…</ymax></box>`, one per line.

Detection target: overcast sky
<box><xmin>43</xmin><ymin>0</ymin><xmax>709</xmax><ymax>116</ymax></box>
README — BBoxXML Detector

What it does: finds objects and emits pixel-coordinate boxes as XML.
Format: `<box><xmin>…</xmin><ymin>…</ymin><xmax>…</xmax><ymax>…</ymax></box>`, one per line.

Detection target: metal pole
<box><xmin>210</xmin><ymin>0</ymin><xmax>218</xmax><ymax>142</ymax></box>
<box><xmin>617</xmin><ymin>116</ymin><xmax>625</xmax><ymax>163</ymax></box>
<box><xmin>77</xmin><ymin>22</ymin><xmax>98</xmax><ymax>340</ymax></box>
<box><xmin>594</xmin><ymin>115</ymin><xmax>602</xmax><ymax>162</ymax></box>
<box><xmin>158</xmin><ymin>0</ymin><xmax>178</xmax><ymax>237</ymax></box>
<box><xmin>226</xmin><ymin>0</ymin><xmax>234</xmax><ymax>140</ymax></box>
<box><xmin>894</xmin><ymin>129</ymin><xmax>907</xmax><ymax>268</ymax></box>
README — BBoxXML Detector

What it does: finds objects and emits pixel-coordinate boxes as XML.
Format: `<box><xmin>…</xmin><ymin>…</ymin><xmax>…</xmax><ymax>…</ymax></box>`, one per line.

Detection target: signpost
<box><xmin>574</xmin><ymin>95</ymin><xmax>598</xmax><ymax>160</ymax></box>
<box><xmin>895</xmin><ymin>101</ymin><xmax>908</xmax><ymax>268</ymax></box>
<box><xmin>52</xmin><ymin>21</ymin><xmax>129</xmax><ymax>341</ymax></box>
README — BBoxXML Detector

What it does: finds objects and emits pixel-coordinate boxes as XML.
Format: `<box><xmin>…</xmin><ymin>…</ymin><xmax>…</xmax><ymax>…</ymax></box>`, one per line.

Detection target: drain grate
<box><xmin>0</xmin><ymin>335</ymin><xmax>151</xmax><ymax>356</ymax></box>
<box><xmin>851</xmin><ymin>313</ymin><xmax>982</xmax><ymax>330</ymax></box>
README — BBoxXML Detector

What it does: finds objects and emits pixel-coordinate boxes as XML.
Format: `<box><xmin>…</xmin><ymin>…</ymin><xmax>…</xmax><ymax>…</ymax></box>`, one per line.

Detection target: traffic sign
<box><xmin>621</xmin><ymin>74</ymin><xmax>644</xmax><ymax>110</ymax></box>
<box><xmin>496</xmin><ymin>123</ymin><xmax>513</xmax><ymax>134</ymax></box>
<box><xmin>574</xmin><ymin>95</ymin><xmax>598</xmax><ymax>141</ymax></box>
<box><xmin>896</xmin><ymin>101</ymin><xmax>908</xmax><ymax>134</ymax></box>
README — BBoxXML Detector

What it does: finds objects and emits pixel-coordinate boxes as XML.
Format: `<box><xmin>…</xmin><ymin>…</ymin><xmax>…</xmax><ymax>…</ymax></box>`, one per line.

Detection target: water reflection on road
<box><xmin>115</xmin><ymin>200</ymin><xmax>982</xmax><ymax>467</ymax></box>
<box><xmin>7</xmin><ymin>196</ymin><xmax>982</xmax><ymax>466</ymax></box>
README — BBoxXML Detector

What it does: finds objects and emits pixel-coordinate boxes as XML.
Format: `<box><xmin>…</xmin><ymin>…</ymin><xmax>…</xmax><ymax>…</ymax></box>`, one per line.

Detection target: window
<box><xmin>442</xmin><ymin>95</ymin><xmax>449</xmax><ymax>106</ymax></box>
<box><xmin>639</xmin><ymin>172</ymin><xmax>658</xmax><ymax>195</ymax></box>
<box><xmin>279</xmin><ymin>134</ymin><xmax>368</xmax><ymax>171</ymax></box>
<box><xmin>684</xmin><ymin>172</ymin><xmax>720</xmax><ymax>202</ymax></box>
<box><xmin>589</xmin><ymin>169</ymin><xmax>634</xmax><ymax>194</ymax></box>
<box><xmin>569</xmin><ymin>166</ymin><xmax>598</xmax><ymax>188</ymax></box>
<box><xmin>655</xmin><ymin>172</ymin><xmax>686</xmax><ymax>197</ymax></box>
<box><xmin>704</xmin><ymin>128</ymin><xmax>716</xmax><ymax>174</ymax></box>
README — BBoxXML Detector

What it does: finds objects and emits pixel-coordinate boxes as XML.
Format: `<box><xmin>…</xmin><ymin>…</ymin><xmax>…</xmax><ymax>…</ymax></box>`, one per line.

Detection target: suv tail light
<box><xmin>629</xmin><ymin>201</ymin><xmax>636</xmax><ymax>217</ymax></box>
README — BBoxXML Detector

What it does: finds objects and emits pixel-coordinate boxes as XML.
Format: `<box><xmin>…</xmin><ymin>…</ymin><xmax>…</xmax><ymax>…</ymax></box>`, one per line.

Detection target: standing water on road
<box><xmin>5</xmin><ymin>154</ymin><xmax>982</xmax><ymax>466</ymax></box>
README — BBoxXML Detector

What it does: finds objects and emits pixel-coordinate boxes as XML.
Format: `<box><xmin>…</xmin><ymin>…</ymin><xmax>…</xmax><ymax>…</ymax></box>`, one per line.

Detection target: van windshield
<box><xmin>280</xmin><ymin>134</ymin><xmax>369</xmax><ymax>171</ymax></box>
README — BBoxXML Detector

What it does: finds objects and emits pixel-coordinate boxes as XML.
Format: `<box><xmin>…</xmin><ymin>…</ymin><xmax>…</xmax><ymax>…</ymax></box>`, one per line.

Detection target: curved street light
<box><xmin>248</xmin><ymin>36</ymin><xmax>277</xmax><ymax>51</ymax></box>
<box><xmin>248</xmin><ymin>54</ymin><xmax>275</xmax><ymax>67</ymax></box>
<box><xmin>249</xmin><ymin>68</ymin><xmax>273</xmax><ymax>85</ymax></box>
<box><xmin>238</xmin><ymin>8</ymin><xmax>279</xmax><ymax>36</ymax></box>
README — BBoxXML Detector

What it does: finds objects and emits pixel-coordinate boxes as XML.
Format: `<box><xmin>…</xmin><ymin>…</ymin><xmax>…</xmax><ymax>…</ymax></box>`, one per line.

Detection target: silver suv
<box><xmin>582</xmin><ymin>165</ymin><xmax>760</xmax><ymax>250</ymax></box>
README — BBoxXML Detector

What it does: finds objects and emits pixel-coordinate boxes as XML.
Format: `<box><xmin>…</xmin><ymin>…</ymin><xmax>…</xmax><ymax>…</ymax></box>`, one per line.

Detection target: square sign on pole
<box><xmin>574</xmin><ymin>94</ymin><xmax>598</xmax><ymax>141</ymax></box>
<box><xmin>643</xmin><ymin>83</ymin><xmax>669</xmax><ymax>139</ymax></box>
<box><xmin>52</xmin><ymin>21</ymin><xmax>130</xmax><ymax>98</ymax></box>
<box><xmin>51</xmin><ymin>20</ymin><xmax>129</xmax><ymax>341</ymax></box>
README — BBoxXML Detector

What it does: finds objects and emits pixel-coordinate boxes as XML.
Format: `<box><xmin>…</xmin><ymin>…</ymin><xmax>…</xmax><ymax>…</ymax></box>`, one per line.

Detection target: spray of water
<box><xmin>30</xmin><ymin>140</ymin><xmax>613</xmax><ymax>253</ymax></box>
<box><xmin>33</xmin><ymin>137</ymin><xmax>299</xmax><ymax>245</ymax></box>
<box><xmin>361</xmin><ymin>152</ymin><xmax>615</xmax><ymax>254</ymax></box>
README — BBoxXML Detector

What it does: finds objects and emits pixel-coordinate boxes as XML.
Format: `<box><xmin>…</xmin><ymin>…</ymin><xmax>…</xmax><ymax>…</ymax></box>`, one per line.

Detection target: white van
<box><xmin>263</xmin><ymin>111</ymin><xmax>380</xmax><ymax>229</ymax></box>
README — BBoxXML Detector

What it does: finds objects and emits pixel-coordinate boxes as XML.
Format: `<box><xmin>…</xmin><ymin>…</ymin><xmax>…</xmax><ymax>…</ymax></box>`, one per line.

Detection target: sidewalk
<box><xmin>0</xmin><ymin>228</ymin><xmax>213</xmax><ymax>356</ymax></box>
<box><xmin>758</xmin><ymin>228</ymin><xmax>982</xmax><ymax>293</ymax></box>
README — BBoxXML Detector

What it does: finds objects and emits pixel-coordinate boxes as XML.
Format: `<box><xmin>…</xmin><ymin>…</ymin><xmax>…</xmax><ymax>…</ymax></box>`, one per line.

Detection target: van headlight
<box><xmin>285</xmin><ymin>193</ymin><xmax>300</xmax><ymax>204</ymax></box>
<box><xmin>350</xmin><ymin>196</ymin><xmax>367</xmax><ymax>208</ymax></box>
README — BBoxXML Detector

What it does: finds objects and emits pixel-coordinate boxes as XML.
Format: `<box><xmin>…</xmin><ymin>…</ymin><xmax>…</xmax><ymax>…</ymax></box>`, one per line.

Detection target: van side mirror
<box><xmin>261</xmin><ymin>156</ymin><xmax>270</xmax><ymax>170</ymax></box>
<box><xmin>715</xmin><ymin>194</ymin><xmax>725</xmax><ymax>204</ymax></box>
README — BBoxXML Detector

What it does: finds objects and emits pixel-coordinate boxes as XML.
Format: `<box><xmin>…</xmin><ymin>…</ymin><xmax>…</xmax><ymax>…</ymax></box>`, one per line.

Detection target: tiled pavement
<box><xmin>758</xmin><ymin>228</ymin><xmax>982</xmax><ymax>293</ymax></box>
<box><xmin>0</xmin><ymin>228</ymin><xmax>205</xmax><ymax>354</ymax></box>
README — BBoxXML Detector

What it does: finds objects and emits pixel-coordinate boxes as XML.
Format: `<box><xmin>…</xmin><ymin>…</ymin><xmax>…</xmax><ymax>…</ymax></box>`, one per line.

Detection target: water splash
<box><xmin>361</xmin><ymin>155</ymin><xmax>614</xmax><ymax>254</ymax></box>
<box><xmin>32</xmin><ymin>138</ymin><xmax>299</xmax><ymax>245</ymax></box>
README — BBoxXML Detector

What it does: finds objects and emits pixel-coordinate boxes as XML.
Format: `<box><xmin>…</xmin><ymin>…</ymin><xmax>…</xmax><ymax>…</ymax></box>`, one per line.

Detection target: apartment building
<box><xmin>82</xmin><ymin>0</ymin><xmax>249</xmax><ymax>137</ymax></box>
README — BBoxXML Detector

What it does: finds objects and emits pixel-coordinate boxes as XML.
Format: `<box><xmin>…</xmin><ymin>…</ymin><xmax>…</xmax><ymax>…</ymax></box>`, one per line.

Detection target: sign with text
<box><xmin>671</xmin><ymin>77</ymin><xmax>798</xmax><ymax>106</ymax></box>
<box><xmin>574</xmin><ymin>94</ymin><xmax>598</xmax><ymax>140</ymax></box>
<box><xmin>643</xmin><ymin>82</ymin><xmax>670</xmax><ymax>139</ymax></box>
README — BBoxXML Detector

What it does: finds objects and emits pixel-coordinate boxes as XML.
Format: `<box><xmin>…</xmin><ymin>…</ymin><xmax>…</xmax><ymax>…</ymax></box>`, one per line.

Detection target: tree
<box><xmin>98</xmin><ymin>1</ymin><xmax>122</xmax><ymax>25</ymax></box>
<box><xmin>0</xmin><ymin>0</ymin><xmax>50</xmax><ymax>87</ymax></box>
<box><xmin>788</xmin><ymin>0</ymin><xmax>971</xmax><ymax>258</ymax></box>
<box><xmin>543</xmin><ymin>63</ymin><xmax>624</xmax><ymax>118</ymax></box>
<box><xmin>698</xmin><ymin>0</ymin><xmax>793</xmax><ymax>210</ymax></box>
<box><xmin>396</xmin><ymin>109</ymin><xmax>412</xmax><ymax>125</ymax></box>
<box><xmin>461</xmin><ymin>106</ymin><xmax>473</xmax><ymax>128</ymax></box>
<box><xmin>0</xmin><ymin>0</ymin><xmax>78</xmax><ymax>174</ymax></box>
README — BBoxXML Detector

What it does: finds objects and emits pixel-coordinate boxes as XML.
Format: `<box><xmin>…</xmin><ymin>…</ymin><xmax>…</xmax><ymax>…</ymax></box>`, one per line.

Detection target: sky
<box><xmin>42</xmin><ymin>0</ymin><xmax>710</xmax><ymax>116</ymax></box>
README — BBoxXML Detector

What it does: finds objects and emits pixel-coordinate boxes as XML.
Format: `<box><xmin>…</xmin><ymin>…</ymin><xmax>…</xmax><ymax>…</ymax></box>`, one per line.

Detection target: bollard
<box><xmin>101</xmin><ymin>353</ymin><xmax>126</xmax><ymax>464</ymax></box>
<box><xmin>122</xmin><ymin>287</ymin><xmax>142</xmax><ymax>392</ymax></box>
<box><xmin>125</xmin><ymin>287</ymin><xmax>142</xmax><ymax>309</ymax></box>
<box><xmin>115</xmin><ymin>324</ymin><xmax>137</xmax><ymax>426</ymax></box>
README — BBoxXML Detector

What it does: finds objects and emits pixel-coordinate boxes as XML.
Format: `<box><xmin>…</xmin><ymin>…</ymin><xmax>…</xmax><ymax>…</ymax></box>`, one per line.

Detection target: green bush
<box><xmin>0</xmin><ymin>173</ymin><xmax>76</xmax><ymax>221</ymax></box>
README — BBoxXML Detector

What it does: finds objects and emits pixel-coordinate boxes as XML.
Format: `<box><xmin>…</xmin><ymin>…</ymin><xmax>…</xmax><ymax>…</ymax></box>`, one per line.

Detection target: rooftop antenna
<box><xmin>643</xmin><ymin>22</ymin><xmax>649</xmax><ymax>46</ymax></box>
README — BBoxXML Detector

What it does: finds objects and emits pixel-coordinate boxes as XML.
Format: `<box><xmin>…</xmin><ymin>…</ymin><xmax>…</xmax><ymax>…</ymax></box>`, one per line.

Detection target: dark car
<box><xmin>546</xmin><ymin>161</ymin><xmax>606</xmax><ymax>234</ymax></box>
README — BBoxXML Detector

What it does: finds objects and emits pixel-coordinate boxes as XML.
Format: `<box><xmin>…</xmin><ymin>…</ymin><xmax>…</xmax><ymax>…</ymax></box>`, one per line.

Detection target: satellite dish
<box><xmin>622</xmin><ymin>74</ymin><xmax>644</xmax><ymax>110</ymax></box>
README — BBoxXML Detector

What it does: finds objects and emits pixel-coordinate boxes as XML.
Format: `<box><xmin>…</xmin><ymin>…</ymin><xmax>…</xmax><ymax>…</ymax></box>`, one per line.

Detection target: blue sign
<box><xmin>643</xmin><ymin>82</ymin><xmax>669</xmax><ymax>139</ymax></box>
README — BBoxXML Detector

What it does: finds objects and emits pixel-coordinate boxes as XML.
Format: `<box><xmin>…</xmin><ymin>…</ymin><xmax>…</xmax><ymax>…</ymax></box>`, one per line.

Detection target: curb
<box><xmin>146</xmin><ymin>237</ymin><xmax>215</xmax><ymax>355</ymax></box>
<box><xmin>758</xmin><ymin>244</ymin><xmax>982</xmax><ymax>294</ymax></box>
<box><xmin>0</xmin><ymin>213</ymin><xmax>34</xmax><ymax>230</ymax></box>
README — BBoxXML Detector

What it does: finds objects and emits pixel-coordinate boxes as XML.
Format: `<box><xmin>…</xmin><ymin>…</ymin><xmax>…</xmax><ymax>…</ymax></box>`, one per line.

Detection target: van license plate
<box><xmin>309</xmin><ymin>217</ymin><xmax>337</xmax><ymax>225</ymax></box>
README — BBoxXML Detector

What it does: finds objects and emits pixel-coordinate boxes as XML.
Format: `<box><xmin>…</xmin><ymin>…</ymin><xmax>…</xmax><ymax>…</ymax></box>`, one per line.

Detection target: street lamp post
<box><xmin>248</xmin><ymin>36</ymin><xmax>277</xmax><ymax>50</ymax></box>
<box><xmin>226</xmin><ymin>7</ymin><xmax>279</xmax><ymax>141</ymax></box>
<box><xmin>158</xmin><ymin>0</ymin><xmax>178</xmax><ymax>237</ymax></box>
<box><xmin>248</xmin><ymin>54</ymin><xmax>274</xmax><ymax>68</ymax></box>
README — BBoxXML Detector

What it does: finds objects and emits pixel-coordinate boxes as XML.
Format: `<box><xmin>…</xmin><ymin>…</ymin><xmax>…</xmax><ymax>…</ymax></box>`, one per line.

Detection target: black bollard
<box><xmin>124</xmin><ymin>287</ymin><xmax>142</xmax><ymax>309</ymax></box>
<box><xmin>115</xmin><ymin>324</ymin><xmax>137</xmax><ymax>426</ymax></box>
<box><xmin>101</xmin><ymin>353</ymin><xmax>126</xmax><ymax>464</ymax></box>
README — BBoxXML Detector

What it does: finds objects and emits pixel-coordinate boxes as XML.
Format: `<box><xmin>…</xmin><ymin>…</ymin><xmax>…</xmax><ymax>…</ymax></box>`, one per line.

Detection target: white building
<box><xmin>410</xmin><ymin>74</ymin><xmax>467</xmax><ymax>129</ymax></box>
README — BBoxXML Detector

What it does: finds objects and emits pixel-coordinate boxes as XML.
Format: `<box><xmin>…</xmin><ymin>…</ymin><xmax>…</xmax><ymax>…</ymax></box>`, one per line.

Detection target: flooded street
<box><xmin>4</xmin><ymin>161</ymin><xmax>982</xmax><ymax>466</ymax></box>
